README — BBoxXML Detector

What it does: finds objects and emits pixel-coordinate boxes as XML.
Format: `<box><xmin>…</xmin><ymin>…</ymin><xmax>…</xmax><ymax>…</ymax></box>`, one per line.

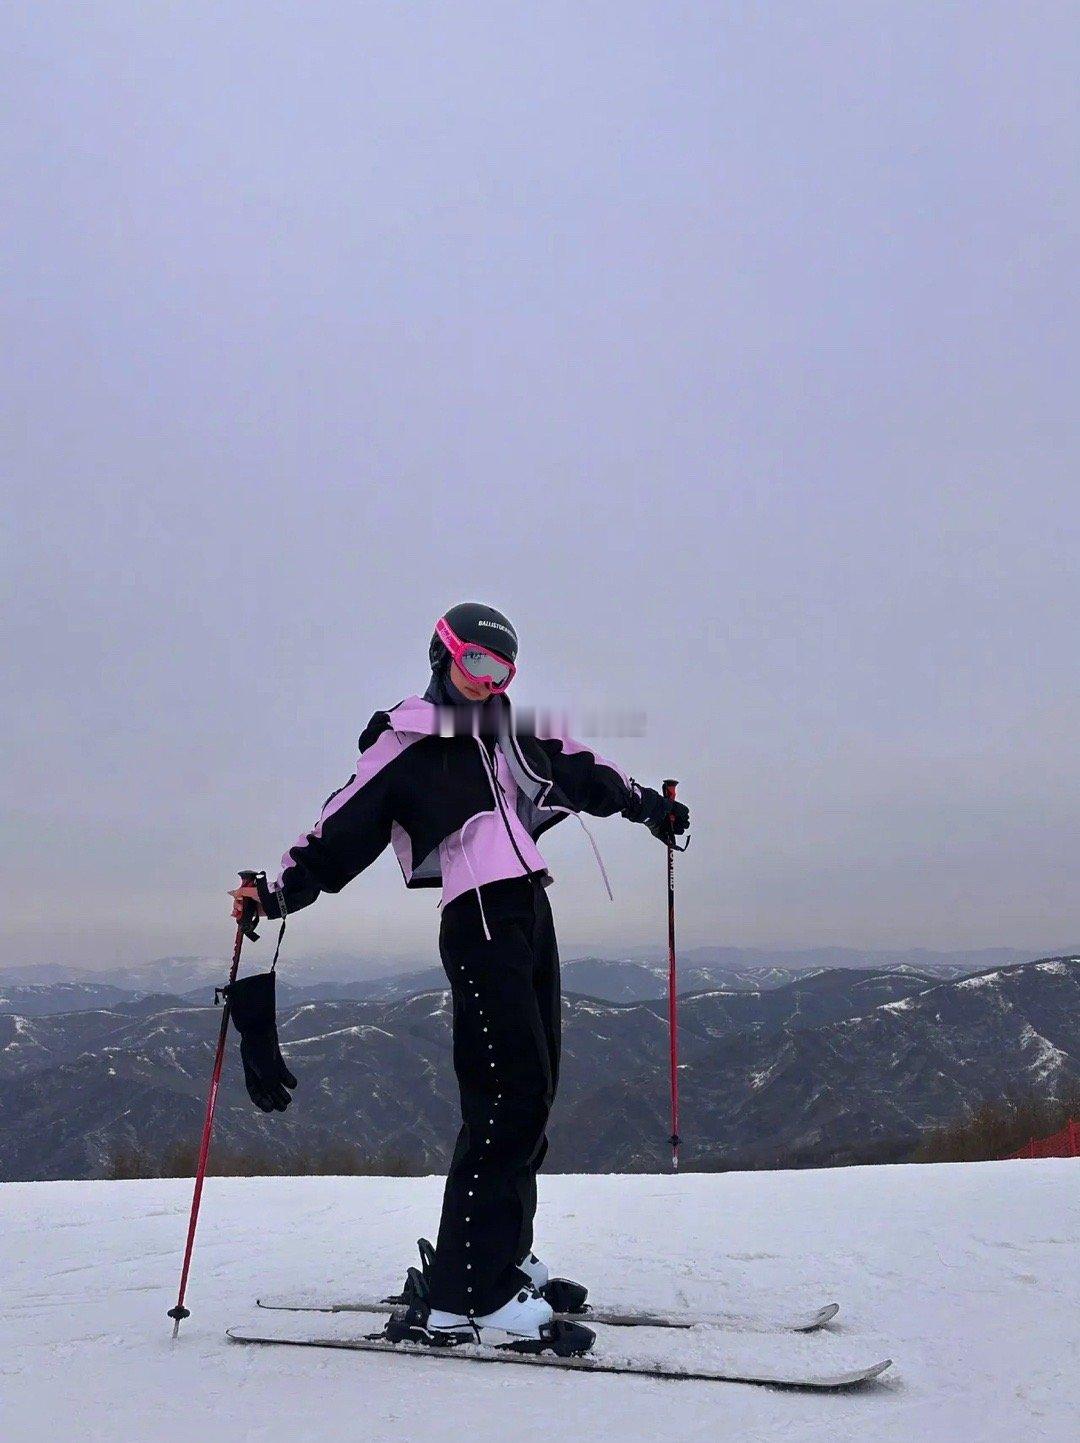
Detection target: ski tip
<box><xmin>789</xmin><ymin>1302</ymin><xmax>840</xmax><ymax>1332</ymax></box>
<box><xmin>840</xmin><ymin>1358</ymin><xmax>893</xmax><ymax>1386</ymax></box>
<box><xmin>801</xmin><ymin>1358</ymin><xmax>893</xmax><ymax>1388</ymax></box>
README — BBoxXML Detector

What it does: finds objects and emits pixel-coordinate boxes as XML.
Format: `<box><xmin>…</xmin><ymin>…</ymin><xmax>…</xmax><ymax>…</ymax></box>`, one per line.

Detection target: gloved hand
<box><xmin>224</xmin><ymin>970</ymin><xmax>298</xmax><ymax>1113</ymax></box>
<box><xmin>623</xmin><ymin>782</ymin><xmax>691</xmax><ymax>845</ymax></box>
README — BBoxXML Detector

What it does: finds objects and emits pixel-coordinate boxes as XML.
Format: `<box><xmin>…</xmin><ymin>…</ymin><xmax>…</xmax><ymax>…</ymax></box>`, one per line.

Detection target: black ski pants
<box><xmin>427</xmin><ymin>874</ymin><xmax>560</xmax><ymax>1317</ymax></box>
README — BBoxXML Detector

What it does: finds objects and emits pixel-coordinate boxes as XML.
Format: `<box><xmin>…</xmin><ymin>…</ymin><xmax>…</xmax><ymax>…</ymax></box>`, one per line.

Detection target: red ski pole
<box><xmin>168</xmin><ymin>870</ymin><xmax>260</xmax><ymax>1337</ymax></box>
<box><xmin>663</xmin><ymin>779</ymin><xmax>681</xmax><ymax>1172</ymax></box>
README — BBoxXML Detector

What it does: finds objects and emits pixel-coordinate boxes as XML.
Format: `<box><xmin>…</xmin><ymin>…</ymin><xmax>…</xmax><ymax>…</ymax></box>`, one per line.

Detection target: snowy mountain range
<box><xmin>1</xmin><ymin>956</ymin><xmax>1076</xmax><ymax>1181</ymax></box>
<box><xmin>0</xmin><ymin>944</ymin><xmax>1032</xmax><ymax>1002</ymax></box>
<box><xmin>0</xmin><ymin>946</ymin><xmax>999</xmax><ymax>1016</ymax></box>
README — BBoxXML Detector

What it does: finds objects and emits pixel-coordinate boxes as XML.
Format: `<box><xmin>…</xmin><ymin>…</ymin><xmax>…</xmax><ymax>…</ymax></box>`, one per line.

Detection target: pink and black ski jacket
<box><xmin>256</xmin><ymin>696</ymin><xmax>648</xmax><ymax>935</ymax></box>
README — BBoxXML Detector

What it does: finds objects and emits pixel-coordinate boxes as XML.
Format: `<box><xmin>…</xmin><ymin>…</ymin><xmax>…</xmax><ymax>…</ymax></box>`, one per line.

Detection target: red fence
<box><xmin>1008</xmin><ymin>1119</ymin><xmax>1080</xmax><ymax>1159</ymax></box>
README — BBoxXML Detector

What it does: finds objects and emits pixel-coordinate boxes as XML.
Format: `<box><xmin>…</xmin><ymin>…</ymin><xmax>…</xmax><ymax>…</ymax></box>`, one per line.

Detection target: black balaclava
<box><xmin>423</xmin><ymin>663</ymin><xmax>469</xmax><ymax>706</ymax></box>
<box><xmin>423</xmin><ymin>660</ymin><xmax>501</xmax><ymax>751</ymax></box>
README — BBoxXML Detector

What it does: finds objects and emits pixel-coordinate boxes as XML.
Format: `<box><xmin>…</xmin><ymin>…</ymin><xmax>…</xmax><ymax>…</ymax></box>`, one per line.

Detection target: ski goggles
<box><xmin>435</xmin><ymin>617</ymin><xmax>517</xmax><ymax>692</ymax></box>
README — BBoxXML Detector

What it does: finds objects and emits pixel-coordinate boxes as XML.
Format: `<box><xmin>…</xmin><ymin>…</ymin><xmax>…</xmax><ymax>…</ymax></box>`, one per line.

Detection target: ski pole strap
<box><xmin>269</xmin><ymin>915</ymin><xmax>287</xmax><ymax>972</ymax></box>
<box><xmin>251</xmin><ymin>870</ymin><xmax>288</xmax><ymax>972</ymax></box>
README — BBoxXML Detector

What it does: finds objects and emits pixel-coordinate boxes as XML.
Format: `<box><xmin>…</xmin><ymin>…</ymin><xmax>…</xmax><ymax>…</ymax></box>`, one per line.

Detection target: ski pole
<box><xmin>663</xmin><ymin>779</ymin><xmax>681</xmax><ymax>1172</ymax></box>
<box><xmin>168</xmin><ymin>870</ymin><xmax>260</xmax><ymax>1338</ymax></box>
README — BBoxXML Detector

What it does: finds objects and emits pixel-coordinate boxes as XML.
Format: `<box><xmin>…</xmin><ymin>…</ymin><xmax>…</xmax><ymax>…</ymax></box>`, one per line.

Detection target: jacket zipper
<box><xmin>477</xmin><ymin>742</ymin><xmax>538</xmax><ymax>880</ymax></box>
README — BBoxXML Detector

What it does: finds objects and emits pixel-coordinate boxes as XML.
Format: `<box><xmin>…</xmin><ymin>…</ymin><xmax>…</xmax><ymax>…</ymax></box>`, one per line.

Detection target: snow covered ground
<box><xmin>1</xmin><ymin>1162</ymin><xmax>1075</xmax><ymax>1442</ymax></box>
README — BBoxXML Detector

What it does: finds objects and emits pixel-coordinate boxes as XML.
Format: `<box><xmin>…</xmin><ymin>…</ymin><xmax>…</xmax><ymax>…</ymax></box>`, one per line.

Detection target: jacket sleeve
<box><xmin>532</xmin><ymin>719</ymin><xmax>640</xmax><ymax>819</ymax></box>
<box><xmin>256</xmin><ymin>716</ymin><xmax>401</xmax><ymax>920</ymax></box>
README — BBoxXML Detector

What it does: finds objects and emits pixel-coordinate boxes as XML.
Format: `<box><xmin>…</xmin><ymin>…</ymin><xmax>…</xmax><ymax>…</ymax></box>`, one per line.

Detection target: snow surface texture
<box><xmin>1</xmin><ymin>1164</ymin><xmax>1075</xmax><ymax>1442</ymax></box>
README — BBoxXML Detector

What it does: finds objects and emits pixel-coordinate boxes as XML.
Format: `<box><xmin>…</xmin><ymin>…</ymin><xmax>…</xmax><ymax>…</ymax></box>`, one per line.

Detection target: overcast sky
<box><xmin>3</xmin><ymin>4</ymin><xmax>1078</xmax><ymax>974</ymax></box>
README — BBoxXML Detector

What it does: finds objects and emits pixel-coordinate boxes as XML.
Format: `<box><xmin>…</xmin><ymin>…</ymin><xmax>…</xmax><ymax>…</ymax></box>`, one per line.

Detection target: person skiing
<box><xmin>228</xmin><ymin>601</ymin><xmax>689</xmax><ymax>1356</ymax></box>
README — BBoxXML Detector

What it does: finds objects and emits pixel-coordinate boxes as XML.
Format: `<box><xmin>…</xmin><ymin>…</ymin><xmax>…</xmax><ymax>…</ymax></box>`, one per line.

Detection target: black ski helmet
<box><xmin>429</xmin><ymin>601</ymin><xmax>519</xmax><ymax>673</ymax></box>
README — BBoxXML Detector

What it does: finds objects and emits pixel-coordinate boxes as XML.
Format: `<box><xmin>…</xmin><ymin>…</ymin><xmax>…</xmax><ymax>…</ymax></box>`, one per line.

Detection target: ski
<box><xmin>227</xmin><ymin>1327</ymin><xmax>891</xmax><ymax>1389</ymax></box>
<box><xmin>255</xmin><ymin>1292</ymin><xmax>840</xmax><ymax>1334</ymax></box>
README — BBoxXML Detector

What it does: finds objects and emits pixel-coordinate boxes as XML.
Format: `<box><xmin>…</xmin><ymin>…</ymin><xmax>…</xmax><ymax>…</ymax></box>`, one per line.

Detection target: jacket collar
<box><xmin>390</xmin><ymin>693</ymin><xmax>511</xmax><ymax>737</ymax></box>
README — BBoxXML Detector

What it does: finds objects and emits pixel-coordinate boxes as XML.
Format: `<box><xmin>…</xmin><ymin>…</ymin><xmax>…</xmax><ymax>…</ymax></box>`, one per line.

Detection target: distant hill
<box><xmin>558</xmin><ymin>955</ymin><xmax>974</xmax><ymax>1002</ymax></box>
<box><xmin>0</xmin><ymin>981</ymin><xmax>136</xmax><ymax>1017</ymax></box>
<box><xmin>617</xmin><ymin>943</ymin><xmax>1039</xmax><ymax>973</ymax></box>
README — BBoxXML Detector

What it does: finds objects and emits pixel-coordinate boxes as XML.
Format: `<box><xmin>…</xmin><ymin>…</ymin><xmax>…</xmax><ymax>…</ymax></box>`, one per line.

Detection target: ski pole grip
<box><xmin>661</xmin><ymin>780</ymin><xmax>682</xmax><ymax>851</ymax></box>
<box><xmin>237</xmin><ymin>870</ymin><xmax>261</xmax><ymax>942</ymax></box>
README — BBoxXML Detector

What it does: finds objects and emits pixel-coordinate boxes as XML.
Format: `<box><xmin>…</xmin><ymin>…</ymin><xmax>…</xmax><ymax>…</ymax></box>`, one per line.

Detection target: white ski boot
<box><xmin>518</xmin><ymin>1248</ymin><xmax>589</xmax><ymax>1314</ymax></box>
<box><xmin>429</xmin><ymin>1284</ymin><xmax>554</xmax><ymax>1345</ymax></box>
<box><xmin>383</xmin><ymin>1239</ymin><xmax>592</xmax><ymax>1353</ymax></box>
<box><xmin>387</xmin><ymin>1281</ymin><xmax>594</xmax><ymax>1357</ymax></box>
<box><xmin>517</xmin><ymin>1249</ymin><xmax>549</xmax><ymax>1289</ymax></box>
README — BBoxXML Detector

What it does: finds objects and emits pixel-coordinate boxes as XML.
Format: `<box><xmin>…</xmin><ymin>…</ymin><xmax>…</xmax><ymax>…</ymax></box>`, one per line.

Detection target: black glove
<box><xmin>225</xmin><ymin>970</ymin><xmax>298</xmax><ymax>1113</ymax></box>
<box><xmin>623</xmin><ymin>782</ymin><xmax>690</xmax><ymax>845</ymax></box>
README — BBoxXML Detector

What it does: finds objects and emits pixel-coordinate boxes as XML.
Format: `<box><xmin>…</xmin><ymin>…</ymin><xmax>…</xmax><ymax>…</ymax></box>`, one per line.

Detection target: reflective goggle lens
<box><xmin>459</xmin><ymin>647</ymin><xmax>513</xmax><ymax>686</ymax></box>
